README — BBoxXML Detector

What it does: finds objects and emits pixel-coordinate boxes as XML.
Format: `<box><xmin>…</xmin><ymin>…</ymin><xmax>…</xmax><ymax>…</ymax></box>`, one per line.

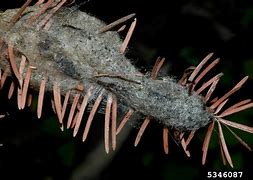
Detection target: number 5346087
<box><xmin>207</xmin><ymin>171</ymin><xmax>243</xmax><ymax>178</ymax></box>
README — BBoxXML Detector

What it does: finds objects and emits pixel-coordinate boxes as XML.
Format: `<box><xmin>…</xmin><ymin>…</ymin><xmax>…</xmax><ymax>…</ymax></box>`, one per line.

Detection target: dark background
<box><xmin>1</xmin><ymin>0</ymin><xmax>253</xmax><ymax>179</ymax></box>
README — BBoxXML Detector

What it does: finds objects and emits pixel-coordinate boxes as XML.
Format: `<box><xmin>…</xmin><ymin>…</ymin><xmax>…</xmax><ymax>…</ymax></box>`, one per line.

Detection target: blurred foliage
<box><xmin>241</xmin><ymin>8</ymin><xmax>253</xmax><ymax>28</ymax></box>
<box><xmin>57</xmin><ymin>141</ymin><xmax>76</xmax><ymax>167</ymax></box>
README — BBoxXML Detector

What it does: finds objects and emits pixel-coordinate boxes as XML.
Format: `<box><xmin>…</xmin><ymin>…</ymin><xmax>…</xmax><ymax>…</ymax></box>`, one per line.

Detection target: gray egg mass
<box><xmin>0</xmin><ymin>6</ymin><xmax>211</xmax><ymax>130</ymax></box>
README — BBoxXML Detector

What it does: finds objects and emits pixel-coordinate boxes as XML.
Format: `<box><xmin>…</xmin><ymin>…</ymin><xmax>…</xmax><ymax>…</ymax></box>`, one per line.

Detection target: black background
<box><xmin>1</xmin><ymin>0</ymin><xmax>253</xmax><ymax>180</ymax></box>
